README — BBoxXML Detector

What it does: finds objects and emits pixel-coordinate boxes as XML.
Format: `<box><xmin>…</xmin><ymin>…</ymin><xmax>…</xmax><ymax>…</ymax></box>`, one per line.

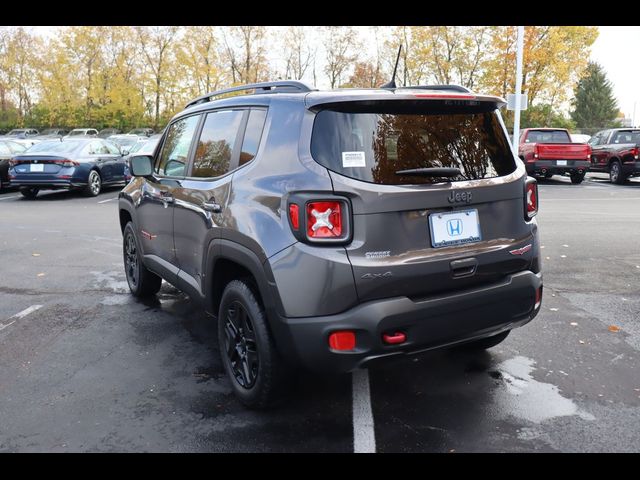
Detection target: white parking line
<box><xmin>352</xmin><ymin>368</ymin><xmax>376</xmax><ymax>453</ymax></box>
<box><xmin>0</xmin><ymin>305</ymin><xmax>43</xmax><ymax>331</ymax></box>
<box><xmin>98</xmin><ymin>197</ymin><xmax>118</xmax><ymax>204</ymax></box>
<box><xmin>0</xmin><ymin>195</ymin><xmax>21</xmax><ymax>201</ymax></box>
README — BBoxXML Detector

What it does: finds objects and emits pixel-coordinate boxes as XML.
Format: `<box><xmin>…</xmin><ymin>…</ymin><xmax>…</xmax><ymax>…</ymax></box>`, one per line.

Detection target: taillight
<box><xmin>632</xmin><ymin>147</ymin><xmax>639</xmax><ymax>160</ymax></box>
<box><xmin>534</xmin><ymin>285</ymin><xmax>543</xmax><ymax>310</ymax></box>
<box><xmin>533</xmin><ymin>145</ymin><xmax>539</xmax><ymax>159</ymax></box>
<box><xmin>525</xmin><ymin>179</ymin><xmax>538</xmax><ymax>220</ymax></box>
<box><xmin>307</xmin><ymin>201</ymin><xmax>343</xmax><ymax>238</ymax></box>
<box><xmin>287</xmin><ymin>195</ymin><xmax>351</xmax><ymax>244</ymax></box>
<box><xmin>55</xmin><ymin>159</ymin><xmax>79</xmax><ymax>167</ymax></box>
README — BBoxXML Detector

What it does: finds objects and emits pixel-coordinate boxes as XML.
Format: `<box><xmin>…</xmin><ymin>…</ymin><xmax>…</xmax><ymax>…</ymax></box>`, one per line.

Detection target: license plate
<box><xmin>429</xmin><ymin>209</ymin><xmax>481</xmax><ymax>248</ymax></box>
<box><xmin>30</xmin><ymin>164</ymin><xmax>44</xmax><ymax>172</ymax></box>
<box><xmin>556</xmin><ymin>160</ymin><xmax>567</xmax><ymax>166</ymax></box>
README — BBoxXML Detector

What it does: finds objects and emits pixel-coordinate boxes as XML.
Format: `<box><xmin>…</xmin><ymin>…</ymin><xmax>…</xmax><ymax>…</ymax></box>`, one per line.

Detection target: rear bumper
<box><xmin>525</xmin><ymin>160</ymin><xmax>590</xmax><ymax>176</ymax></box>
<box><xmin>272</xmin><ymin>270</ymin><xmax>542</xmax><ymax>373</ymax></box>
<box><xmin>621</xmin><ymin>161</ymin><xmax>640</xmax><ymax>176</ymax></box>
<box><xmin>8</xmin><ymin>178</ymin><xmax>87</xmax><ymax>189</ymax></box>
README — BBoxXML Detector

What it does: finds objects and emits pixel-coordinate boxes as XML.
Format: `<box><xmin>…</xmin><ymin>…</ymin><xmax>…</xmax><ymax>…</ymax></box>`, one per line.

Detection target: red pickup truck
<box><xmin>587</xmin><ymin>128</ymin><xmax>640</xmax><ymax>184</ymax></box>
<box><xmin>518</xmin><ymin>128</ymin><xmax>591</xmax><ymax>184</ymax></box>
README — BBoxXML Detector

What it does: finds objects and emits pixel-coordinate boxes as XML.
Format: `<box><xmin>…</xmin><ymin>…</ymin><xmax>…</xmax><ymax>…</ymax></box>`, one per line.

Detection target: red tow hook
<box><xmin>382</xmin><ymin>331</ymin><xmax>406</xmax><ymax>345</ymax></box>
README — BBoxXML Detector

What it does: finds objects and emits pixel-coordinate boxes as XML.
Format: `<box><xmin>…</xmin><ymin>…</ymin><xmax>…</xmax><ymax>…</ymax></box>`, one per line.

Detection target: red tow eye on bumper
<box><xmin>382</xmin><ymin>332</ymin><xmax>406</xmax><ymax>345</ymax></box>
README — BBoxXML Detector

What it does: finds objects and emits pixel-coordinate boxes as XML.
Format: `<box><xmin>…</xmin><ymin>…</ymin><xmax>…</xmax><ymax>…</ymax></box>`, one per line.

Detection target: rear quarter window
<box><xmin>310</xmin><ymin>107</ymin><xmax>516</xmax><ymax>185</ymax></box>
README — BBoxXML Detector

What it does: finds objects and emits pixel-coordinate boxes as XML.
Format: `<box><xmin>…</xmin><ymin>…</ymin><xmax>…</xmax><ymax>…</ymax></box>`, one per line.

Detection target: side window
<box><xmin>588</xmin><ymin>133</ymin><xmax>600</xmax><ymax>146</ymax></box>
<box><xmin>239</xmin><ymin>109</ymin><xmax>267</xmax><ymax>166</ymax></box>
<box><xmin>156</xmin><ymin>115</ymin><xmax>200</xmax><ymax>177</ymax></box>
<box><xmin>600</xmin><ymin>131</ymin><xmax>611</xmax><ymax>145</ymax></box>
<box><xmin>192</xmin><ymin>110</ymin><xmax>244</xmax><ymax>178</ymax></box>
<box><xmin>104</xmin><ymin>141</ymin><xmax>120</xmax><ymax>155</ymax></box>
<box><xmin>87</xmin><ymin>141</ymin><xmax>102</xmax><ymax>155</ymax></box>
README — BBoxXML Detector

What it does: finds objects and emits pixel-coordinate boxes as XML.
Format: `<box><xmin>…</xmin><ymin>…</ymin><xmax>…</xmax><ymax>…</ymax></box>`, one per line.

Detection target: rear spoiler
<box><xmin>305</xmin><ymin>89</ymin><xmax>506</xmax><ymax>111</ymax></box>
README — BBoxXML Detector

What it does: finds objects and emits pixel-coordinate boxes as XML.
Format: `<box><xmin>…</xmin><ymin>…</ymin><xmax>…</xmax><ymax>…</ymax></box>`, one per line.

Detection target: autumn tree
<box><xmin>136</xmin><ymin>26</ymin><xmax>181</xmax><ymax>128</ymax></box>
<box><xmin>176</xmin><ymin>26</ymin><xmax>226</xmax><ymax>99</ymax></box>
<box><xmin>323</xmin><ymin>26</ymin><xmax>362</xmax><ymax>88</ymax></box>
<box><xmin>571</xmin><ymin>62</ymin><xmax>619</xmax><ymax>129</ymax></box>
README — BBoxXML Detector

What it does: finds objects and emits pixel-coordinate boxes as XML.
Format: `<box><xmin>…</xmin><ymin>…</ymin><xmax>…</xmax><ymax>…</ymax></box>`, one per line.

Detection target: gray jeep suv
<box><xmin>119</xmin><ymin>81</ymin><xmax>543</xmax><ymax>408</ymax></box>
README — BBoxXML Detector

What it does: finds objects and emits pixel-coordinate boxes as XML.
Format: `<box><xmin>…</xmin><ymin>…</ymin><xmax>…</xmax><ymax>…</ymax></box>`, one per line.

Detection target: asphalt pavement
<box><xmin>0</xmin><ymin>174</ymin><xmax>639</xmax><ymax>452</ymax></box>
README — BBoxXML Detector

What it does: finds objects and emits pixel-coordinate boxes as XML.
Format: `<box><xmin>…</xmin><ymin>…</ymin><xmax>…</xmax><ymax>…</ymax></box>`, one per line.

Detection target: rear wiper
<box><xmin>395</xmin><ymin>167</ymin><xmax>462</xmax><ymax>177</ymax></box>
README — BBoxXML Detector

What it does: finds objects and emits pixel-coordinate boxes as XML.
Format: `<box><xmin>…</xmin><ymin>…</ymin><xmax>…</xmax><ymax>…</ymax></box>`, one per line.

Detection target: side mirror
<box><xmin>130</xmin><ymin>155</ymin><xmax>153</xmax><ymax>177</ymax></box>
<box><xmin>121</xmin><ymin>149</ymin><xmax>130</xmax><ymax>156</ymax></box>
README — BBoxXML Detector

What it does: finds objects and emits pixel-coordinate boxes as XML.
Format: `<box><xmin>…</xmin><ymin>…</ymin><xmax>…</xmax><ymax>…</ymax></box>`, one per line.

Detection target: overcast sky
<box><xmin>23</xmin><ymin>25</ymin><xmax>640</xmax><ymax>124</ymax></box>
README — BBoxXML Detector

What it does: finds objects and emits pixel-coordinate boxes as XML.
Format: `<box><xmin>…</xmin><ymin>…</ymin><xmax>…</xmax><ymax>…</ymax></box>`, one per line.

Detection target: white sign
<box><xmin>507</xmin><ymin>93</ymin><xmax>528</xmax><ymax>111</ymax></box>
<box><xmin>341</xmin><ymin>151</ymin><xmax>366</xmax><ymax>168</ymax></box>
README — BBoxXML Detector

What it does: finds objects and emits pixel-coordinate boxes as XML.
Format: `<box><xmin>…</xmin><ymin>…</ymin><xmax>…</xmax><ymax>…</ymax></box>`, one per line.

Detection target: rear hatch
<box><xmin>309</xmin><ymin>94</ymin><xmax>535</xmax><ymax>302</ymax></box>
<box><xmin>537</xmin><ymin>144</ymin><xmax>590</xmax><ymax>160</ymax></box>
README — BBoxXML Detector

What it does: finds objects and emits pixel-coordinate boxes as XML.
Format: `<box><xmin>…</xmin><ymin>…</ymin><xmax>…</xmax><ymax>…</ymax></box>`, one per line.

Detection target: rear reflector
<box><xmin>328</xmin><ymin>331</ymin><xmax>356</xmax><ymax>351</ymax></box>
<box><xmin>382</xmin><ymin>331</ymin><xmax>406</xmax><ymax>345</ymax></box>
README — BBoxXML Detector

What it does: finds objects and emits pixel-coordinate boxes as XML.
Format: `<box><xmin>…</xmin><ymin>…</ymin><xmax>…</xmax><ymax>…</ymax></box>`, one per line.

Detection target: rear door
<box><xmin>310</xmin><ymin>100</ymin><xmax>533</xmax><ymax>302</ymax></box>
<box><xmin>172</xmin><ymin>108</ymin><xmax>255</xmax><ymax>295</ymax></box>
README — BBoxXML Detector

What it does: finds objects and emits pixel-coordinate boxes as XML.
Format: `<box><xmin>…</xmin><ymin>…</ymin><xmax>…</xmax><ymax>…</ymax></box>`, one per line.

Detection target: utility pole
<box><xmin>512</xmin><ymin>26</ymin><xmax>525</xmax><ymax>150</ymax></box>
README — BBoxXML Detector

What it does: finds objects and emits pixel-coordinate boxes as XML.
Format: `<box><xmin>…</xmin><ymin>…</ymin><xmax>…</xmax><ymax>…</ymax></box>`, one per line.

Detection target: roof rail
<box><xmin>396</xmin><ymin>84</ymin><xmax>472</xmax><ymax>93</ymax></box>
<box><xmin>185</xmin><ymin>80</ymin><xmax>316</xmax><ymax>109</ymax></box>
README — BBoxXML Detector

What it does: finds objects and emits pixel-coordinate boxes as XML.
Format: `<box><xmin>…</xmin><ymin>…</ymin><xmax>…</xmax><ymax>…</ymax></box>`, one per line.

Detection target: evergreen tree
<box><xmin>571</xmin><ymin>62</ymin><xmax>619</xmax><ymax>128</ymax></box>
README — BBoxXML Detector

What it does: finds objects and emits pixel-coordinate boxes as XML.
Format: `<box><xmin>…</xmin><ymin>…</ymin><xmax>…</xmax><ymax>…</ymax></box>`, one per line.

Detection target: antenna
<box><xmin>381</xmin><ymin>44</ymin><xmax>403</xmax><ymax>89</ymax></box>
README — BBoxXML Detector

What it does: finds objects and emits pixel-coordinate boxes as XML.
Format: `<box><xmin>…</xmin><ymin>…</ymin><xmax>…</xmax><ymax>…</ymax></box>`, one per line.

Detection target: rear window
<box><xmin>525</xmin><ymin>130</ymin><xmax>571</xmax><ymax>143</ymax></box>
<box><xmin>310</xmin><ymin>108</ymin><xmax>516</xmax><ymax>185</ymax></box>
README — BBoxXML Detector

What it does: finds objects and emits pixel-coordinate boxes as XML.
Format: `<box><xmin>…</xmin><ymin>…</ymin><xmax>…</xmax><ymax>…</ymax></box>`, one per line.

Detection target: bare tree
<box><xmin>322</xmin><ymin>26</ymin><xmax>361</xmax><ymax>88</ymax></box>
<box><xmin>282</xmin><ymin>26</ymin><xmax>315</xmax><ymax>80</ymax></box>
<box><xmin>221</xmin><ymin>26</ymin><xmax>269</xmax><ymax>84</ymax></box>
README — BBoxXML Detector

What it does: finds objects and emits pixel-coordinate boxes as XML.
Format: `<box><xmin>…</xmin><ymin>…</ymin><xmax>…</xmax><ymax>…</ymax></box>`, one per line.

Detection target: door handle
<box><xmin>202</xmin><ymin>201</ymin><xmax>222</xmax><ymax>213</ymax></box>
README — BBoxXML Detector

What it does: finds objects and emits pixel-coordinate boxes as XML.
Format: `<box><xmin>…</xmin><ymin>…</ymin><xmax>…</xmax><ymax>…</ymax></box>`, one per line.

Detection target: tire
<box><xmin>610</xmin><ymin>161</ymin><xmax>625</xmax><ymax>185</ymax></box>
<box><xmin>457</xmin><ymin>331</ymin><xmax>510</xmax><ymax>351</ymax></box>
<box><xmin>218</xmin><ymin>279</ymin><xmax>289</xmax><ymax>409</ymax></box>
<box><xmin>84</xmin><ymin>170</ymin><xmax>102</xmax><ymax>196</ymax></box>
<box><xmin>19</xmin><ymin>187</ymin><xmax>39</xmax><ymax>199</ymax></box>
<box><xmin>544</xmin><ymin>172</ymin><xmax>554</xmax><ymax>179</ymax></box>
<box><xmin>570</xmin><ymin>172</ymin><xmax>585</xmax><ymax>184</ymax></box>
<box><xmin>123</xmin><ymin>222</ymin><xmax>162</xmax><ymax>297</ymax></box>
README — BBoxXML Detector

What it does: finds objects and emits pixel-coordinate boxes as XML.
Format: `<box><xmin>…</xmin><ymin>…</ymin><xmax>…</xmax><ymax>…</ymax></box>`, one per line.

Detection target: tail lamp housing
<box><xmin>525</xmin><ymin>178</ymin><xmax>538</xmax><ymax>220</ymax></box>
<box><xmin>287</xmin><ymin>193</ymin><xmax>352</xmax><ymax>244</ymax></box>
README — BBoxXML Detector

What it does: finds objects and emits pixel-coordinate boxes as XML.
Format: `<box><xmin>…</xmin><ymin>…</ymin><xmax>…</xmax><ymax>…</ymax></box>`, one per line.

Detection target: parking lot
<box><xmin>1</xmin><ymin>173</ymin><xmax>639</xmax><ymax>452</ymax></box>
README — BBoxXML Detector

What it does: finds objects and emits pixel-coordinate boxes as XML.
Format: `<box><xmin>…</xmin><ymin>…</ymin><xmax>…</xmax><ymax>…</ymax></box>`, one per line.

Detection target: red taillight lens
<box><xmin>534</xmin><ymin>286</ymin><xmax>543</xmax><ymax>309</ymax></box>
<box><xmin>631</xmin><ymin>147</ymin><xmax>639</xmax><ymax>158</ymax></box>
<box><xmin>525</xmin><ymin>180</ymin><xmax>538</xmax><ymax>219</ymax></box>
<box><xmin>288</xmin><ymin>203</ymin><xmax>299</xmax><ymax>230</ymax></box>
<box><xmin>55</xmin><ymin>159</ymin><xmax>79</xmax><ymax>167</ymax></box>
<box><xmin>307</xmin><ymin>201</ymin><xmax>343</xmax><ymax>238</ymax></box>
<box><xmin>328</xmin><ymin>331</ymin><xmax>356</xmax><ymax>351</ymax></box>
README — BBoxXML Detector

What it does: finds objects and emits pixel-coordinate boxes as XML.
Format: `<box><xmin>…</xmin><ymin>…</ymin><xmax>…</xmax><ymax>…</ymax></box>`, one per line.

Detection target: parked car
<box><xmin>0</xmin><ymin>140</ymin><xmax>27</xmax><ymax>189</ymax></box>
<box><xmin>570</xmin><ymin>133</ymin><xmax>591</xmax><ymax>144</ymax></box>
<box><xmin>9</xmin><ymin>138</ymin><xmax>128</xmax><ymax>199</ymax></box>
<box><xmin>63</xmin><ymin>128</ymin><xmax>98</xmax><ymax>139</ymax></box>
<box><xmin>98</xmin><ymin>128</ymin><xmax>122</xmax><ymax>138</ymax></box>
<box><xmin>588</xmin><ymin>128</ymin><xmax>640</xmax><ymax>184</ymax></box>
<box><xmin>519</xmin><ymin>128</ymin><xmax>591</xmax><ymax>184</ymax></box>
<box><xmin>106</xmin><ymin>134</ymin><xmax>146</xmax><ymax>153</ymax></box>
<box><xmin>123</xmin><ymin>134</ymin><xmax>161</xmax><ymax>158</ymax></box>
<box><xmin>127</xmin><ymin>128</ymin><xmax>154</xmax><ymax>137</ymax></box>
<box><xmin>1</xmin><ymin>128</ymin><xmax>39</xmax><ymax>139</ymax></box>
<box><xmin>35</xmin><ymin>128</ymin><xmax>69</xmax><ymax>140</ymax></box>
<box><xmin>119</xmin><ymin>81</ymin><xmax>543</xmax><ymax>408</ymax></box>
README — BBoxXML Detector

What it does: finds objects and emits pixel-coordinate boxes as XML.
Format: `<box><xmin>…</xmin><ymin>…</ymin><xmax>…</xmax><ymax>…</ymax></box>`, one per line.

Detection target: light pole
<box><xmin>512</xmin><ymin>26</ymin><xmax>525</xmax><ymax>150</ymax></box>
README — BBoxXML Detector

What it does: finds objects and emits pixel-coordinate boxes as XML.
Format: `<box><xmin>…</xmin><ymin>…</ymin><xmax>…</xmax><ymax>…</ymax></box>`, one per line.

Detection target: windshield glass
<box><xmin>311</xmin><ymin>107</ymin><xmax>516</xmax><ymax>185</ymax></box>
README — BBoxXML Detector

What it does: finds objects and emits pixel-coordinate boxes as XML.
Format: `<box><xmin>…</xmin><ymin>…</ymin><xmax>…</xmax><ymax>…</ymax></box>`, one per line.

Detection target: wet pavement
<box><xmin>1</xmin><ymin>174</ymin><xmax>639</xmax><ymax>452</ymax></box>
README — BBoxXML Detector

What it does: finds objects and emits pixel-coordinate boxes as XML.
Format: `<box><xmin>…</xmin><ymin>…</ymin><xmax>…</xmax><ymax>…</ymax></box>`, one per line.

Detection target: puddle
<box><xmin>91</xmin><ymin>271</ymin><xmax>129</xmax><ymax>293</ymax></box>
<box><xmin>490</xmin><ymin>356</ymin><xmax>595</xmax><ymax>424</ymax></box>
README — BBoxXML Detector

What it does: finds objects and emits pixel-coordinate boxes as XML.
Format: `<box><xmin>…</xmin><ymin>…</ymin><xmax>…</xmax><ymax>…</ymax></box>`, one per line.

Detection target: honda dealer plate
<box><xmin>429</xmin><ymin>209</ymin><xmax>481</xmax><ymax>248</ymax></box>
<box><xmin>30</xmin><ymin>164</ymin><xmax>44</xmax><ymax>172</ymax></box>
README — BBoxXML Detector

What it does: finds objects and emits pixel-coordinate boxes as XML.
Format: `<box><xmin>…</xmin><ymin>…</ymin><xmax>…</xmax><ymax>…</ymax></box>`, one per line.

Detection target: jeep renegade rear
<box><xmin>119</xmin><ymin>81</ymin><xmax>542</xmax><ymax>409</ymax></box>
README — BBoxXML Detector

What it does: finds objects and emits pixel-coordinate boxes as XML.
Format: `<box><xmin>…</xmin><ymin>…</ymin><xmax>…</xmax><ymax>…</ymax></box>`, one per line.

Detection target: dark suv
<box><xmin>119</xmin><ymin>81</ymin><xmax>543</xmax><ymax>408</ymax></box>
